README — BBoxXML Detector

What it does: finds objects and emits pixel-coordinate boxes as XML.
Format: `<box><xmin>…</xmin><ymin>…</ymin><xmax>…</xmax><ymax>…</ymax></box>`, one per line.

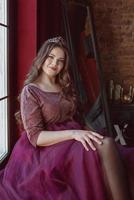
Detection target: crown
<box><xmin>47</xmin><ymin>36</ymin><xmax>66</xmax><ymax>46</ymax></box>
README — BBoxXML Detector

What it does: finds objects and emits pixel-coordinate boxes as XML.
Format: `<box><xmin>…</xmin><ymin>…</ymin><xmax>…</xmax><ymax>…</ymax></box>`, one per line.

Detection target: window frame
<box><xmin>0</xmin><ymin>0</ymin><xmax>9</xmax><ymax>163</ymax></box>
<box><xmin>0</xmin><ymin>0</ymin><xmax>17</xmax><ymax>166</ymax></box>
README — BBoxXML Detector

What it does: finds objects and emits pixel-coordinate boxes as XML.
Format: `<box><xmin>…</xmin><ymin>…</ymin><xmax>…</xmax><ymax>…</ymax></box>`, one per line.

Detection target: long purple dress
<box><xmin>0</xmin><ymin>84</ymin><xmax>133</xmax><ymax>200</ymax></box>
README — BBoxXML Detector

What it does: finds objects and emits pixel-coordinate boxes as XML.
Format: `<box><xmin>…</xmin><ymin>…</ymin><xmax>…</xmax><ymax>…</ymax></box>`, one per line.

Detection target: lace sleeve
<box><xmin>20</xmin><ymin>85</ymin><xmax>45</xmax><ymax>147</ymax></box>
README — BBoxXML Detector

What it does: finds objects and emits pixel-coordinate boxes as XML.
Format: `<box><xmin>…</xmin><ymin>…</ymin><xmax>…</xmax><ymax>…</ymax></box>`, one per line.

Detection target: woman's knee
<box><xmin>103</xmin><ymin>137</ymin><xmax>115</xmax><ymax>146</ymax></box>
<box><xmin>95</xmin><ymin>136</ymin><xmax>116</xmax><ymax>152</ymax></box>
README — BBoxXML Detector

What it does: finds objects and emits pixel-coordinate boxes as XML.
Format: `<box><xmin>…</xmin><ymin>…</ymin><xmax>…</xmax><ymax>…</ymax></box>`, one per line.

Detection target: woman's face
<box><xmin>42</xmin><ymin>47</ymin><xmax>65</xmax><ymax>77</ymax></box>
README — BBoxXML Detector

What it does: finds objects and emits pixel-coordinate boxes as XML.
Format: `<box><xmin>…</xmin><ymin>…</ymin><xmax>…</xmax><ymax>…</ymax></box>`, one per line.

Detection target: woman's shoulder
<box><xmin>21</xmin><ymin>84</ymin><xmax>35</xmax><ymax>94</ymax></box>
<box><xmin>21</xmin><ymin>84</ymin><xmax>41</xmax><ymax>101</ymax></box>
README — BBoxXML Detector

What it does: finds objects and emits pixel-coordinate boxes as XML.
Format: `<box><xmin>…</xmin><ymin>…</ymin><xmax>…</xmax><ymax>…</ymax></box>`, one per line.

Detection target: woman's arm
<box><xmin>37</xmin><ymin>129</ymin><xmax>104</xmax><ymax>151</ymax></box>
<box><xmin>37</xmin><ymin>129</ymin><xmax>74</xmax><ymax>146</ymax></box>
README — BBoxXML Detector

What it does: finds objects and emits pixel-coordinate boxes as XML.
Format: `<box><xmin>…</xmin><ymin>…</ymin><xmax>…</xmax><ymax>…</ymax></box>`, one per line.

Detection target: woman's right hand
<box><xmin>72</xmin><ymin>130</ymin><xmax>104</xmax><ymax>151</ymax></box>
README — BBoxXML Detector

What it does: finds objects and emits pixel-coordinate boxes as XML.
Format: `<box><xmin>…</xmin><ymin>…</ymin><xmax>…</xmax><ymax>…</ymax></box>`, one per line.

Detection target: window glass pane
<box><xmin>0</xmin><ymin>25</ymin><xmax>7</xmax><ymax>98</ymax></box>
<box><xmin>0</xmin><ymin>0</ymin><xmax>7</xmax><ymax>25</ymax></box>
<box><xmin>0</xmin><ymin>99</ymin><xmax>8</xmax><ymax>161</ymax></box>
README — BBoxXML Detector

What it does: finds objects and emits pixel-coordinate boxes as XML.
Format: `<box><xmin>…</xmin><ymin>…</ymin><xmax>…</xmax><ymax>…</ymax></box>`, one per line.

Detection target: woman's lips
<box><xmin>49</xmin><ymin>67</ymin><xmax>57</xmax><ymax>71</ymax></box>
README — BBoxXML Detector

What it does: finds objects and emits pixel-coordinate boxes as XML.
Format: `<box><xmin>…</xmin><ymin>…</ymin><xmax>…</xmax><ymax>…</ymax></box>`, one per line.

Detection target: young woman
<box><xmin>0</xmin><ymin>36</ymin><xmax>133</xmax><ymax>200</ymax></box>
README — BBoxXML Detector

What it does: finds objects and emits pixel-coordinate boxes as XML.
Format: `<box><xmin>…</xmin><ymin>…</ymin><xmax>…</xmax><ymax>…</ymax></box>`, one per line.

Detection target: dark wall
<box><xmin>37</xmin><ymin>0</ymin><xmax>63</xmax><ymax>49</ymax></box>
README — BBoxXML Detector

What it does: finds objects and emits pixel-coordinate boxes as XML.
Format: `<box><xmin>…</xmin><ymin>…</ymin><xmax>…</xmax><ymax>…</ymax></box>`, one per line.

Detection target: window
<box><xmin>0</xmin><ymin>0</ymin><xmax>8</xmax><ymax>162</ymax></box>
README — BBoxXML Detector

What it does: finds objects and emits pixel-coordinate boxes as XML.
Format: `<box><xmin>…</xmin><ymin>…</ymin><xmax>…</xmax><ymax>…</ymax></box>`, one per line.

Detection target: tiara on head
<box><xmin>47</xmin><ymin>36</ymin><xmax>66</xmax><ymax>46</ymax></box>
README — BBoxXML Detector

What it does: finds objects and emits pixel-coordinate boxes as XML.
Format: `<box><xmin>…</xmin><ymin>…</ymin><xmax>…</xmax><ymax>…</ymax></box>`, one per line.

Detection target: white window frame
<box><xmin>0</xmin><ymin>0</ymin><xmax>9</xmax><ymax>163</ymax></box>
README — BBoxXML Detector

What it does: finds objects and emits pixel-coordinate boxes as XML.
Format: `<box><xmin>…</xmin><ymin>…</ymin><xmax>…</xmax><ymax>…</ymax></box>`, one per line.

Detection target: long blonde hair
<box><xmin>15</xmin><ymin>36</ymin><xmax>78</xmax><ymax>125</ymax></box>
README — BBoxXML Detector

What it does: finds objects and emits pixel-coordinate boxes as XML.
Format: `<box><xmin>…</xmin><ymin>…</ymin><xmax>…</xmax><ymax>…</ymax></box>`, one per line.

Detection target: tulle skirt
<box><xmin>0</xmin><ymin>120</ymin><xmax>133</xmax><ymax>200</ymax></box>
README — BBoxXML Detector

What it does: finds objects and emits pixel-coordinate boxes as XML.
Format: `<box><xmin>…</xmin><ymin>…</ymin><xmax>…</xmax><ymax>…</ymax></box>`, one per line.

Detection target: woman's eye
<box><xmin>48</xmin><ymin>55</ymin><xmax>53</xmax><ymax>59</ymax></box>
<box><xmin>58</xmin><ymin>60</ymin><xmax>64</xmax><ymax>64</ymax></box>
